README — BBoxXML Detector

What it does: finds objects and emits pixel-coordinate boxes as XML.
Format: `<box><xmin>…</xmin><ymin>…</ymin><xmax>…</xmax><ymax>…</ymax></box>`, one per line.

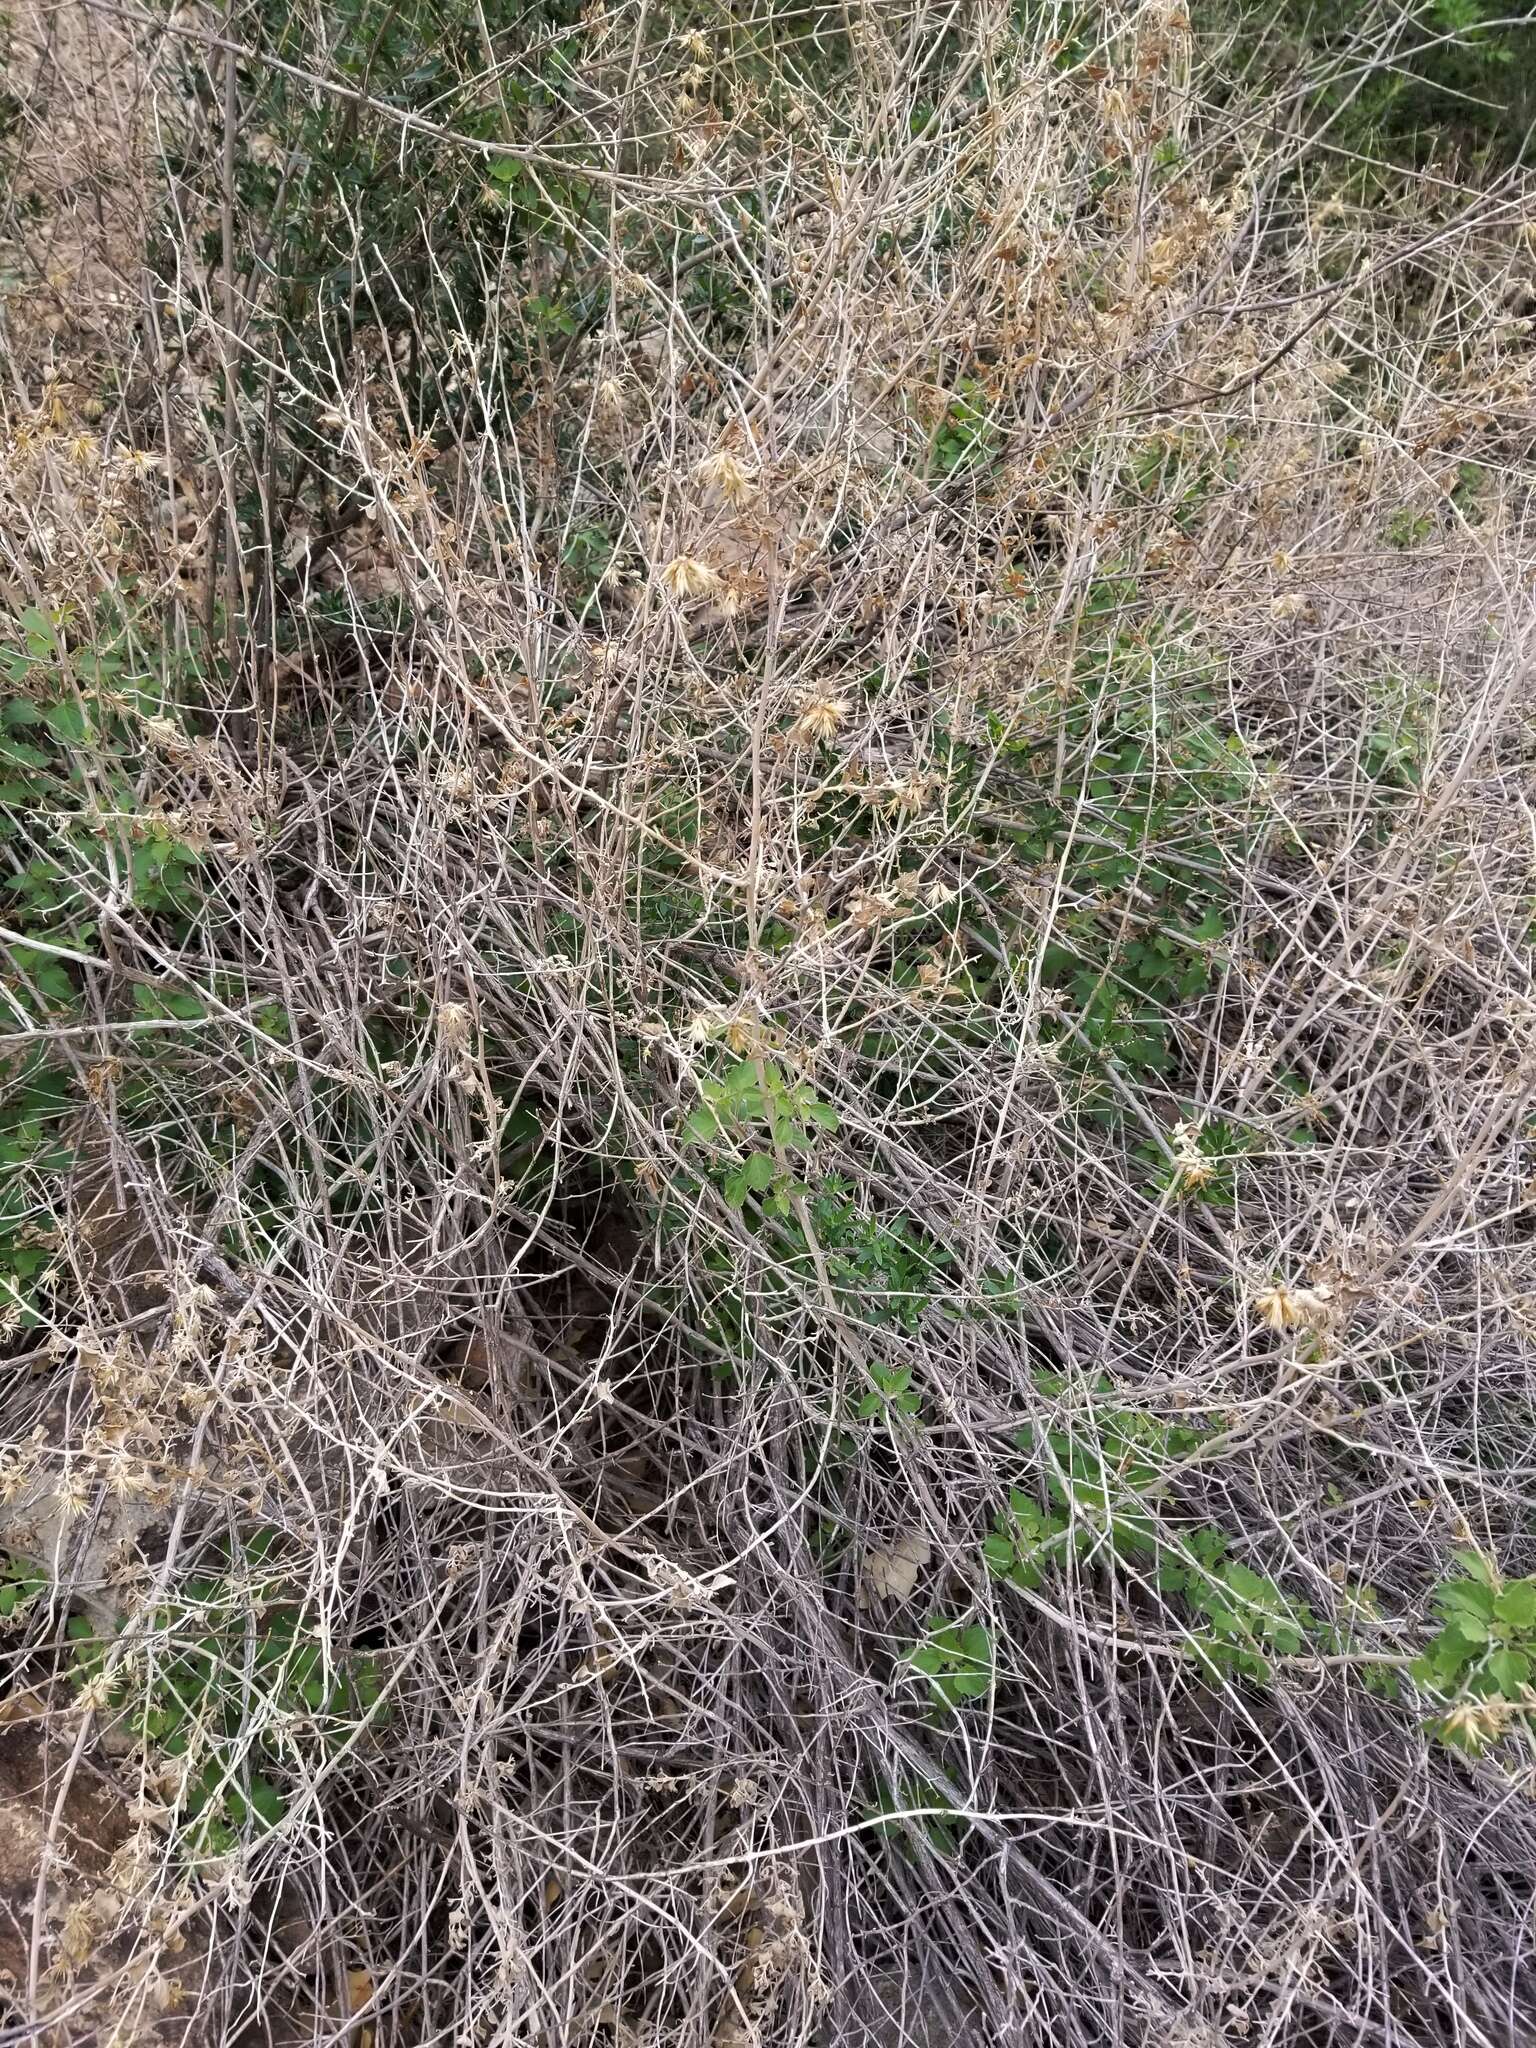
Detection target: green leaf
<box><xmin>1494</xmin><ymin>1580</ymin><xmax>1536</xmax><ymax>1629</ymax></box>
<box><xmin>39</xmin><ymin>699</ymin><xmax>87</xmax><ymax>744</ymax></box>
<box><xmin>1222</xmin><ymin>1562</ymin><xmax>1276</xmax><ymax>1607</ymax></box>
<box><xmin>246</xmin><ymin>1773</ymin><xmax>285</xmax><ymax>1828</ymax></box>
<box><xmin>0</xmin><ymin>736</ymin><xmax>52</xmax><ymax>769</ymax></box>
<box><xmin>1485</xmin><ymin>1648</ymin><xmax>1531</xmax><ymax>1697</ymax></box>
<box><xmin>1437</xmin><ymin>1577</ymin><xmax>1496</xmax><ymax>1624</ymax></box>
<box><xmin>744</xmin><ymin>1150</ymin><xmax>777</xmax><ymax>1191</ymax></box>
<box><xmin>19</xmin><ymin>607</ymin><xmax>56</xmax><ymax>652</ymax></box>
<box><xmin>132</xmin><ymin>986</ymin><xmax>207</xmax><ymax>1022</ymax></box>
<box><xmin>353</xmin><ymin>1659</ymin><xmax>384</xmax><ymax>1714</ymax></box>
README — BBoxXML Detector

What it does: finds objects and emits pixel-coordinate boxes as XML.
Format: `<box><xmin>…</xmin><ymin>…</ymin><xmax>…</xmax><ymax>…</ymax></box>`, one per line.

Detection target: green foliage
<box><xmin>559</xmin><ymin>520</ymin><xmax>618</xmax><ymax>614</ymax></box>
<box><xmin>53</xmin><ymin>1531</ymin><xmax>387</xmax><ymax>1855</ymax></box>
<box><xmin>981</xmin><ymin>1488</ymin><xmax>1075</xmax><ymax>1591</ymax></box>
<box><xmin>1122</xmin><ymin>433</ymin><xmax>1232</xmax><ymax>533</ymax></box>
<box><xmin>806</xmin><ymin>1180</ymin><xmax>954</xmax><ymax>1331</ymax></box>
<box><xmin>990</xmin><ymin>1376</ymin><xmax>1394</xmax><ymax>1687</ymax></box>
<box><xmin>1413</xmin><ymin>1550</ymin><xmax>1536</xmax><ymax>1753</ymax></box>
<box><xmin>1</xmin><ymin>602</ymin><xmax>204</xmax><ymax>991</ymax></box>
<box><xmin>865</xmin><ymin>1772</ymin><xmax>962</xmax><ymax>1859</ymax></box>
<box><xmin>855</xmin><ymin>1359</ymin><xmax>923</xmax><ymax>1424</ymax></box>
<box><xmin>1383</xmin><ymin>472</ymin><xmax>1483</xmax><ymax>555</ymax></box>
<box><xmin>1141</xmin><ymin>1112</ymin><xmax>1255</xmax><ymax>1211</ymax></box>
<box><xmin>0</xmin><ymin>1051</ymin><xmax>73</xmax><ymax>1329</ymax></box>
<box><xmin>1362</xmin><ymin>690</ymin><xmax>1430</xmax><ymax>794</ymax></box>
<box><xmin>1159</xmin><ymin>1530</ymin><xmax>1322</xmax><ymax>1685</ymax></box>
<box><xmin>639</xmin><ymin>1154</ymin><xmax>992</xmax><ymax>1398</ymax></box>
<box><xmin>0</xmin><ymin>1551</ymin><xmax>46</xmax><ymax>1616</ymax></box>
<box><xmin>1450</xmin><ymin>461</ymin><xmax>1488</xmax><ymax>522</ymax></box>
<box><xmin>0</xmin><ymin>599</ymin><xmax>220</xmax><ymax>1327</ymax></box>
<box><xmin>219</xmin><ymin>0</ymin><xmax>591</xmax><ymax>435</ymax></box>
<box><xmin>1009</xmin><ymin>1377</ymin><xmax>1209</xmax><ymax>1561</ymax></box>
<box><xmin>908</xmin><ymin>1616</ymin><xmax>993</xmax><ymax>1710</ymax></box>
<box><xmin>927</xmin><ymin>376</ymin><xmax>1000</xmax><ymax>478</ymax></box>
<box><xmin>683</xmin><ymin>1055</ymin><xmax>839</xmax><ymax>1216</ymax></box>
<box><xmin>970</xmin><ymin>598</ymin><xmax>1259</xmax><ymax>1095</ymax></box>
<box><xmin>1387</xmin><ymin>507</ymin><xmax>1434</xmax><ymax>550</ymax></box>
<box><xmin>1203</xmin><ymin>0</ymin><xmax>1536</xmax><ymax>169</ymax></box>
<box><xmin>0</xmin><ymin>14</ymin><xmax>17</xmax><ymax>148</ymax></box>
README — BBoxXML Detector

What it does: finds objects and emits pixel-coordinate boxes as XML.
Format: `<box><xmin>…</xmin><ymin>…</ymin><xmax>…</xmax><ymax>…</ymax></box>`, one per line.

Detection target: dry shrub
<box><xmin>2</xmin><ymin>2</ymin><xmax>1536</xmax><ymax>2043</ymax></box>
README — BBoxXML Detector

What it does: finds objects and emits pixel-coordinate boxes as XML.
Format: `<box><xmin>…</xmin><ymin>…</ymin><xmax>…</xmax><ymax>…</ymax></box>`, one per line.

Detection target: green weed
<box><xmin>1414</xmin><ymin>1550</ymin><xmax>1536</xmax><ymax>1754</ymax></box>
<box><xmin>48</xmin><ymin>1531</ymin><xmax>387</xmax><ymax>1856</ymax></box>
<box><xmin>683</xmin><ymin>1055</ymin><xmax>840</xmax><ymax>1218</ymax></box>
<box><xmin>1</xmin><ymin>601</ymin><xmax>205</xmax><ymax>991</ymax></box>
<box><xmin>908</xmin><ymin>1616</ymin><xmax>993</xmax><ymax>1710</ymax></box>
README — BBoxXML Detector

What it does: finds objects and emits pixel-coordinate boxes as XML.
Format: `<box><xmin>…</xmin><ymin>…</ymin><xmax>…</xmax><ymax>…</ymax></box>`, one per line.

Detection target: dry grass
<box><xmin>2</xmin><ymin>2</ymin><xmax>1536</xmax><ymax>2043</ymax></box>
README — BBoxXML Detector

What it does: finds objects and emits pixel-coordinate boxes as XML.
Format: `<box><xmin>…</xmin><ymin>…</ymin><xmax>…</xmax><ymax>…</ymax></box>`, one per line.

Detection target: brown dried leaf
<box><xmin>858</xmin><ymin>1528</ymin><xmax>932</xmax><ymax>1607</ymax></box>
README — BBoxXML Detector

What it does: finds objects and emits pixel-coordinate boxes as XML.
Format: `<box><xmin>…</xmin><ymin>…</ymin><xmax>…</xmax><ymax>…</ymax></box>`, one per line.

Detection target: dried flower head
<box><xmin>695</xmin><ymin>448</ymin><xmax>757</xmax><ymax>507</ymax></box>
<box><xmin>788</xmin><ymin>691</ymin><xmax>848</xmax><ymax>747</ymax></box>
<box><xmin>75</xmin><ymin>1672</ymin><xmax>116</xmax><ymax>1715</ymax></box>
<box><xmin>1253</xmin><ymin>1280</ymin><xmax>1335</xmax><ymax>1334</ymax></box>
<box><xmin>725</xmin><ymin>1013</ymin><xmax>776</xmax><ymax>1055</ymax></box>
<box><xmin>436</xmin><ymin>1004</ymin><xmax>471</xmax><ymax>1051</ymax></box>
<box><xmin>1253</xmin><ymin>1282</ymin><xmax>1302</xmax><ymax>1333</ymax></box>
<box><xmin>687</xmin><ymin>1006</ymin><xmax>730</xmax><ymax>1046</ymax></box>
<box><xmin>596</xmin><ymin>377</ymin><xmax>627</xmax><ymax>415</ymax></box>
<box><xmin>1440</xmin><ymin>1697</ymin><xmax>1513</xmax><ymax>1753</ymax></box>
<box><xmin>915</xmin><ymin>957</ymin><xmax>964</xmax><ymax>997</ymax></box>
<box><xmin>885</xmin><ymin>770</ymin><xmax>938</xmax><ymax>814</ymax></box>
<box><xmin>84</xmin><ymin>1057</ymin><xmax>122</xmax><ymax>1102</ymax></box>
<box><xmin>55</xmin><ymin>1465</ymin><xmax>91</xmax><ymax>1519</ymax></box>
<box><xmin>660</xmin><ymin>555</ymin><xmax>722</xmax><ymax>602</ymax></box>
<box><xmin>1170</xmin><ymin>1117</ymin><xmax>1215</xmax><ymax>1191</ymax></box>
<box><xmin>847</xmin><ymin>891</ymin><xmax>895</xmax><ymax>930</ymax></box>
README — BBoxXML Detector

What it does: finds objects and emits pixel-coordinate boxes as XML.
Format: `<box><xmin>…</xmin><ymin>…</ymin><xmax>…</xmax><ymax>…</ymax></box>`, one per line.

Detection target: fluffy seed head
<box><xmin>788</xmin><ymin>691</ymin><xmax>848</xmax><ymax>746</ymax></box>
<box><xmin>660</xmin><ymin>555</ymin><xmax>722</xmax><ymax>601</ymax></box>
<box><xmin>696</xmin><ymin>448</ymin><xmax>757</xmax><ymax>507</ymax></box>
